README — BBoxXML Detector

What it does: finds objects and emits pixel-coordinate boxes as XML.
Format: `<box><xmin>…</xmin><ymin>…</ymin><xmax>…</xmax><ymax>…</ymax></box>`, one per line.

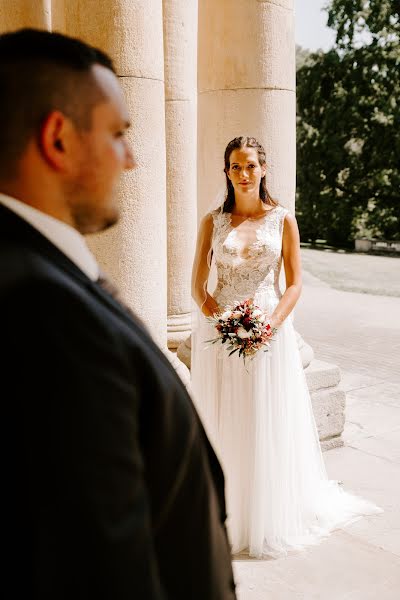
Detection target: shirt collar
<box><xmin>0</xmin><ymin>193</ymin><xmax>100</xmax><ymax>281</ymax></box>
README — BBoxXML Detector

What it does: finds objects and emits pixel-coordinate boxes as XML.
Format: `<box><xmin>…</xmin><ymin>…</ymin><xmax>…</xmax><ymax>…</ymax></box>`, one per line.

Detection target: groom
<box><xmin>0</xmin><ymin>29</ymin><xmax>236</xmax><ymax>599</ymax></box>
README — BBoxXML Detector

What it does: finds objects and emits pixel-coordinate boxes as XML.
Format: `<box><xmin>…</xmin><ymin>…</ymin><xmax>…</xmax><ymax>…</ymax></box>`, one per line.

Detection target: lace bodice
<box><xmin>211</xmin><ymin>205</ymin><xmax>289</xmax><ymax>310</ymax></box>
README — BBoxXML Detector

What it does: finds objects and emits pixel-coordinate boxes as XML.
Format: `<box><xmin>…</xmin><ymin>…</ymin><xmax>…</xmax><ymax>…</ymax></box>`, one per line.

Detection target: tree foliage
<box><xmin>296</xmin><ymin>0</ymin><xmax>400</xmax><ymax>246</ymax></box>
<box><xmin>327</xmin><ymin>0</ymin><xmax>400</xmax><ymax>46</ymax></box>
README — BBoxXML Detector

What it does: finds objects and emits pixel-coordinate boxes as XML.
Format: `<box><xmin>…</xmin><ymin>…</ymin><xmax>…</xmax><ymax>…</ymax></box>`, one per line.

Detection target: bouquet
<box><xmin>206</xmin><ymin>298</ymin><xmax>277</xmax><ymax>364</ymax></box>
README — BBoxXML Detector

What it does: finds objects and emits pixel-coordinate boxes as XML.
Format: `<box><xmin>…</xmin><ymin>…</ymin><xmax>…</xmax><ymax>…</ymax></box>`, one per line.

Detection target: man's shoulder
<box><xmin>0</xmin><ymin>239</ymin><xmax>74</xmax><ymax>293</ymax></box>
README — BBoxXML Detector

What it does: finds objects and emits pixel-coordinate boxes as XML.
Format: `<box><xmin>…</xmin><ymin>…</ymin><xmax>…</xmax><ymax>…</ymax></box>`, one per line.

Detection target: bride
<box><xmin>190</xmin><ymin>135</ymin><xmax>382</xmax><ymax>558</ymax></box>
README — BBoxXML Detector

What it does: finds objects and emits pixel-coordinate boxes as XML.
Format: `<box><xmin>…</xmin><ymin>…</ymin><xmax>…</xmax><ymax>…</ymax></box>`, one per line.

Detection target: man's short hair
<box><xmin>0</xmin><ymin>28</ymin><xmax>116</xmax><ymax>179</ymax></box>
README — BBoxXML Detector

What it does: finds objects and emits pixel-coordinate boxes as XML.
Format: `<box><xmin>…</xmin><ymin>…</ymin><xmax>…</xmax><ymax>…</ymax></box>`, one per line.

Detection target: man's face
<box><xmin>67</xmin><ymin>65</ymin><xmax>135</xmax><ymax>234</ymax></box>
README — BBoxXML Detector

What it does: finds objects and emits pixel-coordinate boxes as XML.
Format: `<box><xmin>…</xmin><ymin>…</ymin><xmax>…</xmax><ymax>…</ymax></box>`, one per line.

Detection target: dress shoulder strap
<box><xmin>210</xmin><ymin>208</ymin><xmax>224</xmax><ymax>224</ymax></box>
<box><xmin>210</xmin><ymin>208</ymin><xmax>230</xmax><ymax>239</ymax></box>
<box><xmin>275</xmin><ymin>205</ymin><xmax>289</xmax><ymax>237</ymax></box>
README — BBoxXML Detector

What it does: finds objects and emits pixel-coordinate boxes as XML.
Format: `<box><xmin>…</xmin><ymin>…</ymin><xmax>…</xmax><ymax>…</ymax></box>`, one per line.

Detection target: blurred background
<box><xmin>296</xmin><ymin>0</ymin><xmax>399</xmax><ymax>253</ymax></box>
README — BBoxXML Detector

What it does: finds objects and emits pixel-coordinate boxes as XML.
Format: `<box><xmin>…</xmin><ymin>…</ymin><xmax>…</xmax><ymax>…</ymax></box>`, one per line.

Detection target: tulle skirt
<box><xmin>191</xmin><ymin>290</ymin><xmax>382</xmax><ymax>558</ymax></box>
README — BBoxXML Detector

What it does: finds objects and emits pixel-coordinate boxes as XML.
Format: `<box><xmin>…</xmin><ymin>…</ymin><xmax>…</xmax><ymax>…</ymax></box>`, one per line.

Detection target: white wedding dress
<box><xmin>191</xmin><ymin>205</ymin><xmax>382</xmax><ymax>558</ymax></box>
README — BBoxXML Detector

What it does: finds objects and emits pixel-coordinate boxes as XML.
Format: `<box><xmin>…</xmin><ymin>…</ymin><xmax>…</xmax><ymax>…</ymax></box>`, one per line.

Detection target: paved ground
<box><xmin>300</xmin><ymin>248</ymin><xmax>400</xmax><ymax>297</ymax></box>
<box><xmin>233</xmin><ymin>250</ymin><xmax>400</xmax><ymax>599</ymax></box>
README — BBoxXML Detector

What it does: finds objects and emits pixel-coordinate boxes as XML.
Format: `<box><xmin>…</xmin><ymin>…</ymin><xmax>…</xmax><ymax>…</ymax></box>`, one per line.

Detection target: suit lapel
<box><xmin>0</xmin><ymin>204</ymin><xmax>146</xmax><ymax>335</ymax></box>
<box><xmin>87</xmin><ymin>278</ymin><xmax>150</xmax><ymax>336</ymax></box>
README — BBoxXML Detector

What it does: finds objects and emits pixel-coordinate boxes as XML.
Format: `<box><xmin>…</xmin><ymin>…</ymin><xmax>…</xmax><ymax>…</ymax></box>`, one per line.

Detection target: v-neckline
<box><xmin>223</xmin><ymin>207</ymin><xmax>279</xmax><ymax>260</ymax></box>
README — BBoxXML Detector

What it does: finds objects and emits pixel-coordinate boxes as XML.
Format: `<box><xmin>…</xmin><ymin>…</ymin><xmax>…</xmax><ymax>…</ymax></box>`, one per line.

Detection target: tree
<box><xmin>296</xmin><ymin>0</ymin><xmax>400</xmax><ymax>246</ymax></box>
<box><xmin>296</xmin><ymin>44</ymin><xmax>313</xmax><ymax>71</ymax></box>
<box><xmin>327</xmin><ymin>0</ymin><xmax>400</xmax><ymax>47</ymax></box>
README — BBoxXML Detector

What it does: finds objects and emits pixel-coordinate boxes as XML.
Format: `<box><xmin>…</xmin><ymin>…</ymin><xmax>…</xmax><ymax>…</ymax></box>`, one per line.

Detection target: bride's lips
<box><xmin>239</xmin><ymin>182</ymin><xmax>250</xmax><ymax>186</ymax></box>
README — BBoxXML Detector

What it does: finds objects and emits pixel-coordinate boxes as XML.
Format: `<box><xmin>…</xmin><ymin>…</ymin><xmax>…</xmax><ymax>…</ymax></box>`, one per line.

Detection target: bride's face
<box><xmin>227</xmin><ymin>147</ymin><xmax>266</xmax><ymax>196</ymax></box>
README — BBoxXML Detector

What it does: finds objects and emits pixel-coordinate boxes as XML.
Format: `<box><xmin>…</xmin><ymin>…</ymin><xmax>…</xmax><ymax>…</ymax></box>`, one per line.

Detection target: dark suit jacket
<box><xmin>0</xmin><ymin>204</ymin><xmax>236</xmax><ymax>599</ymax></box>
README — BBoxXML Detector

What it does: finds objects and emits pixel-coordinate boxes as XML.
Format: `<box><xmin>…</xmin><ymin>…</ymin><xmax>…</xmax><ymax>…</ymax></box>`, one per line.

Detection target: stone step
<box><xmin>305</xmin><ymin>358</ymin><xmax>341</xmax><ymax>392</ymax></box>
<box><xmin>306</xmin><ymin>359</ymin><xmax>346</xmax><ymax>450</ymax></box>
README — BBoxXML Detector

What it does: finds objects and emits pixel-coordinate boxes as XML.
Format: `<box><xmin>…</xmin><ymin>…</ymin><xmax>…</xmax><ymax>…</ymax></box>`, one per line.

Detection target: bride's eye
<box><xmin>248</xmin><ymin>164</ymin><xmax>256</xmax><ymax>169</ymax></box>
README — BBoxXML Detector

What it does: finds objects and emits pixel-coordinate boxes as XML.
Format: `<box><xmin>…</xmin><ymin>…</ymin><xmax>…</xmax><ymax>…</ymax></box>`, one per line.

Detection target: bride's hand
<box><xmin>267</xmin><ymin>316</ymin><xmax>279</xmax><ymax>337</ymax></box>
<box><xmin>201</xmin><ymin>295</ymin><xmax>220</xmax><ymax>317</ymax></box>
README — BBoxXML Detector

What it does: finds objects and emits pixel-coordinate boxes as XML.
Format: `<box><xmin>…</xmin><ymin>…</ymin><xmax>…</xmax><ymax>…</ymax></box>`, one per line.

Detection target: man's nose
<box><xmin>124</xmin><ymin>142</ymin><xmax>136</xmax><ymax>170</ymax></box>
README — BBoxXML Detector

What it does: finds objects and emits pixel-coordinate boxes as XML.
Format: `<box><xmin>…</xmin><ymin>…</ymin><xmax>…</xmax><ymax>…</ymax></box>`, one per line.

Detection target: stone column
<box><xmin>198</xmin><ymin>0</ymin><xmax>296</xmax><ymax>218</ymax></box>
<box><xmin>50</xmin><ymin>0</ymin><xmax>66</xmax><ymax>30</ymax></box>
<box><xmin>163</xmin><ymin>0</ymin><xmax>198</xmax><ymax>351</ymax></box>
<box><xmin>63</xmin><ymin>0</ymin><xmax>168</xmax><ymax>347</ymax></box>
<box><xmin>0</xmin><ymin>0</ymin><xmax>51</xmax><ymax>31</ymax></box>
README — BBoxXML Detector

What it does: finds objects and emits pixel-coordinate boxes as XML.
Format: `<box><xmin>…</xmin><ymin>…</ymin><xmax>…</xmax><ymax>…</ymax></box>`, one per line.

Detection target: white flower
<box><xmin>258</xmin><ymin>314</ymin><xmax>266</xmax><ymax>323</ymax></box>
<box><xmin>252</xmin><ymin>309</ymin><xmax>263</xmax><ymax>318</ymax></box>
<box><xmin>221</xmin><ymin>310</ymin><xmax>232</xmax><ymax>321</ymax></box>
<box><xmin>237</xmin><ymin>326</ymin><xmax>252</xmax><ymax>339</ymax></box>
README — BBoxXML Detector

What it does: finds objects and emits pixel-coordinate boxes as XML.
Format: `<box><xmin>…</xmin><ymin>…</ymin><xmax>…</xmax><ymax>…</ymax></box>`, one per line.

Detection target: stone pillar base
<box><xmin>296</xmin><ymin>330</ymin><xmax>314</xmax><ymax>369</ymax></box>
<box><xmin>177</xmin><ymin>335</ymin><xmax>192</xmax><ymax>368</ymax></box>
<box><xmin>167</xmin><ymin>313</ymin><xmax>191</xmax><ymax>350</ymax></box>
<box><xmin>305</xmin><ymin>359</ymin><xmax>346</xmax><ymax>451</ymax></box>
<box><xmin>163</xmin><ymin>347</ymin><xmax>192</xmax><ymax>393</ymax></box>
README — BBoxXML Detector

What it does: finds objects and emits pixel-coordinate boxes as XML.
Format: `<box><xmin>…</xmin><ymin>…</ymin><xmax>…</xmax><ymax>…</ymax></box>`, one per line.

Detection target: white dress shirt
<box><xmin>0</xmin><ymin>193</ymin><xmax>99</xmax><ymax>281</ymax></box>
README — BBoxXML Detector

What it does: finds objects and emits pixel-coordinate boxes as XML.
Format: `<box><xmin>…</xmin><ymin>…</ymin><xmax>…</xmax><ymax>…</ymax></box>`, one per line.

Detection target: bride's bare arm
<box><xmin>270</xmin><ymin>213</ymin><xmax>302</xmax><ymax>330</ymax></box>
<box><xmin>191</xmin><ymin>214</ymin><xmax>220</xmax><ymax>316</ymax></box>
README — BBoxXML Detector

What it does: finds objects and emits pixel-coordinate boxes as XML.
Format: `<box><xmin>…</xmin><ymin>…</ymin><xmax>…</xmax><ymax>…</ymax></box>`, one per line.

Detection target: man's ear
<box><xmin>39</xmin><ymin>111</ymin><xmax>75</xmax><ymax>172</ymax></box>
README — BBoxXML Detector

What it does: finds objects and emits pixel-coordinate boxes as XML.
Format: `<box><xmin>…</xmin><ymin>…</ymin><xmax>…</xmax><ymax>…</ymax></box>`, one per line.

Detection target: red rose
<box><xmin>242</xmin><ymin>317</ymin><xmax>252</xmax><ymax>330</ymax></box>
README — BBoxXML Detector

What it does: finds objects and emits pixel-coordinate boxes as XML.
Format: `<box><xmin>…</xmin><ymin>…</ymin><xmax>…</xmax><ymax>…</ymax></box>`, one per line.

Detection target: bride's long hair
<box><xmin>222</xmin><ymin>136</ymin><xmax>278</xmax><ymax>213</ymax></box>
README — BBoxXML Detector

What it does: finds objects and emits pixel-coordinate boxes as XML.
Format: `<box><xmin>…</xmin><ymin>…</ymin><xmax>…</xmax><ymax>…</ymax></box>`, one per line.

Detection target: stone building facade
<box><xmin>0</xmin><ymin>0</ymin><xmax>345</xmax><ymax>448</ymax></box>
